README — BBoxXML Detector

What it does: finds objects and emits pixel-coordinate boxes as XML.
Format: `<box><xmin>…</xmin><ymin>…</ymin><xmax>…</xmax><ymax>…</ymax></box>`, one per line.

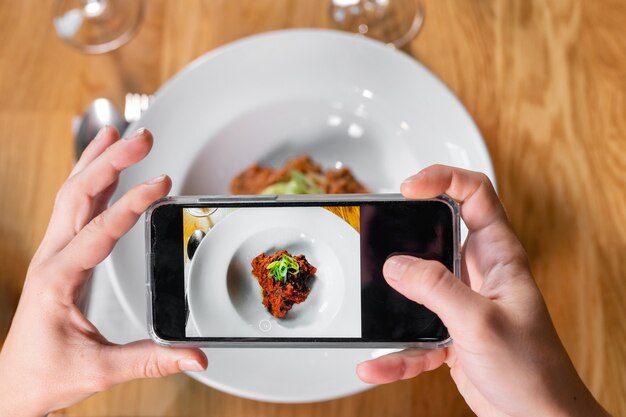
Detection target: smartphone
<box><xmin>146</xmin><ymin>194</ymin><xmax>460</xmax><ymax>348</ymax></box>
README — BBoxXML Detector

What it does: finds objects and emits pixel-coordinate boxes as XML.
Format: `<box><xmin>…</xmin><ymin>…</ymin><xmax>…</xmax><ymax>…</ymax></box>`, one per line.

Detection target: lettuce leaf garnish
<box><xmin>261</xmin><ymin>170</ymin><xmax>324</xmax><ymax>195</ymax></box>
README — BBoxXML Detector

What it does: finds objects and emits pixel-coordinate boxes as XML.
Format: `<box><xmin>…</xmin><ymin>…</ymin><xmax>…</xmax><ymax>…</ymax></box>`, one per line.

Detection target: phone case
<box><xmin>145</xmin><ymin>194</ymin><xmax>461</xmax><ymax>349</ymax></box>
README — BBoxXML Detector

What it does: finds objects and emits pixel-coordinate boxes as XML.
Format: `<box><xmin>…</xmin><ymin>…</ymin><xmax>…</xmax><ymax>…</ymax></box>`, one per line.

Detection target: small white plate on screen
<box><xmin>187</xmin><ymin>207</ymin><xmax>361</xmax><ymax>339</ymax></box>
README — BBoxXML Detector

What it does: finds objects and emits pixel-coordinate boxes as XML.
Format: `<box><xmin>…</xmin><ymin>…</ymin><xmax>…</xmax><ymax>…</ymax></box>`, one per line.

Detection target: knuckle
<box><xmin>128</xmin><ymin>185</ymin><xmax>153</xmax><ymax>211</ymax></box>
<box><xmin>54</xmin><ymin>186</ymin><xmax>65</xmax><ymax>206</ymax></box>
<box><xmin>88</xmin><ymin>211</ymin><xmax>109</xmax><ymax>234</ymax></box>
<box><xmin>25</xmin><ymin>262</ymin><xmax>45</xmax><ymax>283</ymax></box>
<box><xmin>139</xmin><ymin>350</ymin><xmax>168</xmax><ymax>378</ymax></box>
<box><xmin>66</xmin><ymin>175</ymin><xmax>86</xmax><ymax>196</ymax></box>
<box><xmin>55</xmin><ymin>180</ymin><xmax>74</xmax><ymax>205</ymax></box>
<box><xmin>478</xmin><ymin>172</ymin><xmax>499</xmax><ymax>197</ymax></box>
<box><xmin>425</xmin><ymin>261</ymin><xmax>450</xmax><ymax>282</ymax></box>
<box><xmin>478</xmin><ymin>172</ymin><xmax>491</xmax><ymax>185</ymax></box>
<box><xmin>399</xmin><ymin>357</ymin><xmax>423</xmax><ymax>380</ymax></box>
<box><xmin>396</xmin><ymin>357</ymin><xmax>409</xmax><ymax>380</ymax></box>
<box><xmin>55</xmin><ymin>177</ymin><xmax>93</xmax><ymax>209</ymax></box>
<box><xmin>413</xmin><ymin>261</ymin><xmax>451</xmax><ymax>295</ymax></box>
<box><xmin>24</xmin><ymin>260</ymin><xmax>64</xmax><ymax>300</ymax></box>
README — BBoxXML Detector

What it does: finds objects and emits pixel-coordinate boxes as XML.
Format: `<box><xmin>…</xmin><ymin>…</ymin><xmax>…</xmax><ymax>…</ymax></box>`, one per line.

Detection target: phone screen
<box><xmin>150</xmin><ymin>199</ymin><xmax>456</xmax><ymax>345</ymax></box>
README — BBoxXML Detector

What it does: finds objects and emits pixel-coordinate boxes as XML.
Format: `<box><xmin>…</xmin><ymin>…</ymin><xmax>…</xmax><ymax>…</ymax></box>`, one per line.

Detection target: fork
<box><xmin>124</xmin><ymin>93</ymin><xmax>155</xmax><ymax>123</ymax></box>
<box><xmin>73</xmin><ymin>93</ymin><xmax>155</xmax><ymax>160</ymax></box>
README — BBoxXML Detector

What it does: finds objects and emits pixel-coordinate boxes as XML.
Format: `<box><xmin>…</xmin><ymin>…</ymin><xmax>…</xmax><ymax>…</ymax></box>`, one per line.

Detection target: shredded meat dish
<box><xmin>251</xmin><ymin>249</ymin><xmax>317</xmax><ymax>318</ymax></box>
<box><xmin>230</xmin><ymin>155</ymin><xmax>368</xmax><ymax>195</ymax></box>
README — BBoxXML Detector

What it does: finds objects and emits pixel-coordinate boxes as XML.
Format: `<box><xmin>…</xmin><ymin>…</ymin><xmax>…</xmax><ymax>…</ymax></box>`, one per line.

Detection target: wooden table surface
<box><xmin>1</xmin><ymin>0</ymin><xmax>625</xmax><ymax>416</ymax></box>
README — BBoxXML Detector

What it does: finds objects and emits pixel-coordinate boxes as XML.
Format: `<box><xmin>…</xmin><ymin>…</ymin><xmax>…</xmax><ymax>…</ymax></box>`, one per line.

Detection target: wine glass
<box><xmin>329</xmin><ymin>0</ymin><xmax>424</xmax><ymax>48</ymax></box>
<box><xmin>53</xmin><ymin>0</ymin><xmax>144</xmax><ymax>54</ymax></box>
<box><xmin>185</xmin><ymin>208</ymin><xmax>219</xmax><ymax>218</ymax></box>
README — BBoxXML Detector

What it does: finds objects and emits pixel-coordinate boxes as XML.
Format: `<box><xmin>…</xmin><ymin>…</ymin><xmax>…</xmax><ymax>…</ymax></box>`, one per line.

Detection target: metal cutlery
<box><xmin>74</xmin><ymin>93</ymin><xmax>155</xmax><ymax>159</ymax></box>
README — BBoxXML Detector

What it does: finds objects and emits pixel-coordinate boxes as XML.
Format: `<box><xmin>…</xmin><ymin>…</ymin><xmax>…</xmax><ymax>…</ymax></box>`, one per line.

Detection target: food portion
<box><xmin>251</xmin><ymin>249</ymin><xmax>317</xmax><ymax>318</ymax></box>
<box><xmin>230</xmin><ymin>155</ymin><xmax>368</xmax><ymax>195</ymax></box>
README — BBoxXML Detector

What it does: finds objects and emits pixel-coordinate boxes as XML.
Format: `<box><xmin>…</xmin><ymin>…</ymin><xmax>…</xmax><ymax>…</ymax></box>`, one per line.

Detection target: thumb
<box><xmin>102</xmin><ymin>340</ymin><xmax>208</xmax><ymax>386</ymax></box>
<box><xmin>383</xmin><ymin>255</ymin><xmax>488</xmax><ymax>334</ymax></box>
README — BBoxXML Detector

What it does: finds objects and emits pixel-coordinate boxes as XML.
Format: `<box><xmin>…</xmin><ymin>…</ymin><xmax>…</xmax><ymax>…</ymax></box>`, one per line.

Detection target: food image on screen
<box><xmin>230</xmin><ymin>155</ymin><xmax>368</xmax><ymax>195</ymax></box>
<box><xmin>251</xmin><ymin>250</ymin><xmax>317</xmax><ymax>318</ymax></box>
<box><xmin>177</xmin><ymin>202</ymin><xmax>450</xmax><ymax>340</ymax></box>
<box><xmin>182</xmin><ymin>206</ymin><xmax>362</xmax><ymax>338</ymax></box>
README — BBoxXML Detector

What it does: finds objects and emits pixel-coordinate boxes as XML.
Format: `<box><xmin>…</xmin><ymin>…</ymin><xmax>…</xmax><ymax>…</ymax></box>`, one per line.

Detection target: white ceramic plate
<box><xmin>106</xmin><ymin>29</ymin><xmax>495</xmax><ymax>402</ymax></box>
<box><xmin>187</xmin><ymin>207</ymin><xmax>361</xmax><ymax>338</ymax></box>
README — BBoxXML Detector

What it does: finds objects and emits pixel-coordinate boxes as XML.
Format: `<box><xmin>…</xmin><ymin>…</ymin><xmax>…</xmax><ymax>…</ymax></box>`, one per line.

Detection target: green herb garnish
<box><xmin>266</xmin><ymin>254</ymin><xmax>300</xmax><ymax>282</ymax></box>
<box><xmin>261</xmin><ymin>170</ymin><xmax>324</xmax><ymax>195</ymax></box>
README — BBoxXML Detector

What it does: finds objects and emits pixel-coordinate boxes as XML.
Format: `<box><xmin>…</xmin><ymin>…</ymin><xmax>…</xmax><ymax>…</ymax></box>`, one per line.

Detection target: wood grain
<box><xmin>1</xmin><ymin>0</ymin><xmax>625</xmax><ymax>416</ymax></box>
<box><xmin>323</xmin><ymin>206</ymin><xmax>360</xmax><ymax>232</ymax></box>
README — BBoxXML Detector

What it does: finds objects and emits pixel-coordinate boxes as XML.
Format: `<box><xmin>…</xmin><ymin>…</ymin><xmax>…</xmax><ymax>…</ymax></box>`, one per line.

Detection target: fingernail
<box><xmin>93</xmin><ymin>125</ymin><xmax>111</xmax><ymax>141</ymax></box>
<box><xmin>145</xmin><ymin>174</ymin><xmax>167</xmax><ymax>184</ymax></box>
<box><xmin>383</xmin><ymin>256</ymin><xmax>412</xmax><ymax>281</ymax></box>
<box><xmin>178</xmin><ymin>359</ymin><xmax>205</xmax><ymax>372</ymax></box>
<box><xmin>124</xmin><ymin>127</ymin><xmax>147</xmax><ymax>140</ymax></box>
<box><xmin>402</xmin><ymin>170</ymin><xmax>426</xmax><ymax>185</ymax></box>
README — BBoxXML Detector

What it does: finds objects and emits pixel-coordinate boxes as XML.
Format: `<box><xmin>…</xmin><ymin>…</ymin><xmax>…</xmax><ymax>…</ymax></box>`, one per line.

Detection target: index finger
<box><xmin>401</xmin><ymin>165</ymin><xmax>530</xmax><ymax>290</ymax></box>
<box><xmin>54</xmin><ymin>175</ymin><xmax>171</xmax><ymax>290</ymax></box>
<box><xmin>37</xmin><ymin>129</ymin><xmax>153</xmax><ymax>261</ymax></box>
<box><xmin>400</xmin><ymin>165</ymin><xmax>506</xmax><ymax>233</ymax></box>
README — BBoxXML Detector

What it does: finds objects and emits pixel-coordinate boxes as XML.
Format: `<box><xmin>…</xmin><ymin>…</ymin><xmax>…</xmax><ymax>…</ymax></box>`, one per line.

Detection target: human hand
<box><xmin>356</xmin><ymin>165</ymin><xmax>609</xmax><ymax>417</ymax></box>
<box><xmin>0</xmin><ymin>127</ymin><xmax>207</xmax><ymax>417</ymax></box>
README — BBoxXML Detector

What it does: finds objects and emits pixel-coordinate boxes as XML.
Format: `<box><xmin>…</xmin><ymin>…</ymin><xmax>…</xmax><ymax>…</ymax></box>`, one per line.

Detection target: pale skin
<box><xmin>357</xmin><ymin>166</ymin><xmax>610</xmax><ymax>417</ymax></box>
<box><xmin>0</xmin><ymin>127</ymin><xmax>207</xmax><ymax>417</ymax></box>
<box><xmin>0</xmin><ymin>127</ymin><xmax>610</xmax><ymax>416</ymax></box>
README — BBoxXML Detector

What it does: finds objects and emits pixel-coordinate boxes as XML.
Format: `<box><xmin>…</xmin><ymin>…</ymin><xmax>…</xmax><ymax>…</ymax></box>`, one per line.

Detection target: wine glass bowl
<box><xmin>53</xmin><ymin>0</ymin><xmax>144</xmax><ymax>54</ymax></box>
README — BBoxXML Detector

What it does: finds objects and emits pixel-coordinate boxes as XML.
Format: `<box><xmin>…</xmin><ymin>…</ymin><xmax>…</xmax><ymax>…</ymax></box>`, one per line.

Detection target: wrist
<box><xmin>531</xmin><ymin>339</ymin><xmax>611</xmax><ymax>417</ymax></box>
<box><xmin>0</xmin><ymin>361</ymin><xmax>48</xmax><ymax>417</ymax></box>
<box><xmin>0</xmin><ymin>397</ymin><xmax>47</xmax><ymax>417</ymax></box>
<box><xmin>540</xmin><ymin>372</ymin><xmax>610</xmax><ymax>417</ymax></box>
<box><xmin>552</xmin><ymin>400</ymin><xmax>610</xmax><ymax>417</ymax></box>
<box><xmin>0</xmin><ymin>389</ymin><xmax>47</xmax><ymax>417</ymax></box>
